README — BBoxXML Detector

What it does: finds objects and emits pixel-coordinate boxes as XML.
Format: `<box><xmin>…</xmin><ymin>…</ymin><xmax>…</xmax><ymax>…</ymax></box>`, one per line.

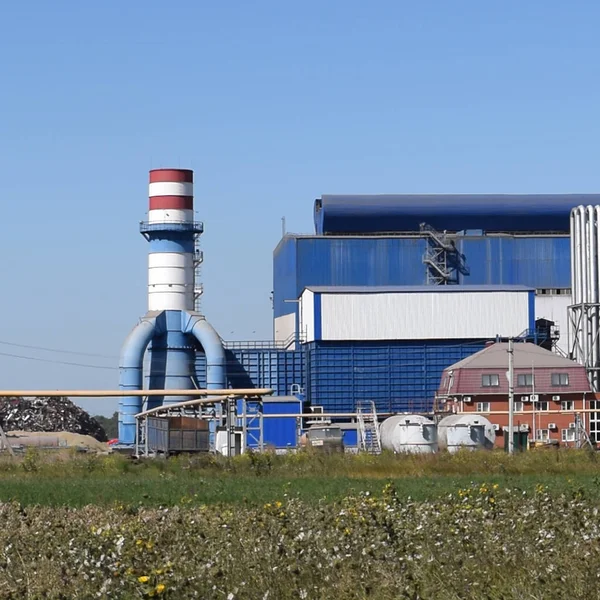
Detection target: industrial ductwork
<box><xmin>118</xmin><ymin>169</ymin><xmax>226</xmax><ymax>444</ymax></box>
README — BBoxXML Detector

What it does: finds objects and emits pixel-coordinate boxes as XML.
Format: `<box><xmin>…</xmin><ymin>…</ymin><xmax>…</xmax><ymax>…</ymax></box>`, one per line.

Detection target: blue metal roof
<box><xmin>314</xmin><ymin>194</ymin><xmax>600</xmax><ymax>234</ymax></box>
<box><xmin>305</xmin><ymin>284</ymin><xmax>534</xmax><ymax>294</ymax></box>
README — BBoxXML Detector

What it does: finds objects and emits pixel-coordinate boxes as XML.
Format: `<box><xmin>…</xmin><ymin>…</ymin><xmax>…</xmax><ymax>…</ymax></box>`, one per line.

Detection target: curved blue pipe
<box><xmin>182</xmin><ymin>312</ymin><xmax>226</xmax><ymax>389</ymax></box>
<box><xmin>118</xmin><ymin>313</ymin><xmax>158</xmax><ymax>444</ymax></box>
<box><xmin>148</xmin><ymin>311</ymin><xmax>196</xmax><ymax>408</ymax></box>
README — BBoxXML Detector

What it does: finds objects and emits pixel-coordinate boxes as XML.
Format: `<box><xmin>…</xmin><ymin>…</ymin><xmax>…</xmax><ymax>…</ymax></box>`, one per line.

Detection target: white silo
<box><xmin>437</xmin><ymin>414</ymin><xmax>496</xmax><ymax>453</ymax></box>
<box><xmin>380</xmin><ymin>415</ymin><xmax>438</xmax><ymax>454</ymax></box>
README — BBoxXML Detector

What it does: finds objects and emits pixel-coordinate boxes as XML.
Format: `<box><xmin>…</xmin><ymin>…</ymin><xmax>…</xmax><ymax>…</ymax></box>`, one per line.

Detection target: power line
<box><xmin>0</xmin><ymin>339</ymin><xmax>116</xmax><ymax>360</ymax></box>
<box><xmin>0</xmin><ymin>350</ymin><xmax>114</xmax><ymax>371</ymax></box>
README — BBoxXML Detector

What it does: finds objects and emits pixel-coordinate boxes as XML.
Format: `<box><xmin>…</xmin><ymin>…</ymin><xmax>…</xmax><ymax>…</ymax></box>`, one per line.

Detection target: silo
<box><xmin>380</xmin><ymin>415</ymin><xmax>438</xmax><ymax>454</ymax></box>
<box><xmin>437</xmin><ymin>414</ymin><xmax>495</xmax><ymax>452</ymax></box>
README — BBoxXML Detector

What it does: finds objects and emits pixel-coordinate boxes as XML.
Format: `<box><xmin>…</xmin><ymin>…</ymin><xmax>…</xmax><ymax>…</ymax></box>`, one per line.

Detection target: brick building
<box><xmin>436</xmin><ymin>342</ymin><xmax>593</xmax><ymax>447</ymax></box>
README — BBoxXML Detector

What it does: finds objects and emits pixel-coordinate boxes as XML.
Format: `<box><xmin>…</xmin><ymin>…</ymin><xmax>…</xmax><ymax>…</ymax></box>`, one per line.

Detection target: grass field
<box><xmin>1</xmin><ymin>448</ymin><xmax>600</xmax><ymax>598</ymax></box>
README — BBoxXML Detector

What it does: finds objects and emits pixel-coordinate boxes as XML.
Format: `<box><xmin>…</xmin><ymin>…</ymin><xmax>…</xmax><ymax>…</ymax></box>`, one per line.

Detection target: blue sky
<box><xmin>0</xmin><ymin>0</ymin><xmax>598</xmax><ymax>416</ymax></box>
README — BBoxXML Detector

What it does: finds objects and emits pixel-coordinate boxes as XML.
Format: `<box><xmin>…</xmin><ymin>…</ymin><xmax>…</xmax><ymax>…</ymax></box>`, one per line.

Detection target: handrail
<box><xmin>139</xmin><ymin>221</ymin><xmax>204</xmax><ymax>234</ymax></box>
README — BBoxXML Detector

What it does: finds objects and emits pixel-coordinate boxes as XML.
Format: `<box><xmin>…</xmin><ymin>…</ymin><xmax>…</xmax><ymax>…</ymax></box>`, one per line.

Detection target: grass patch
<box><xmin>0</xmin><ymin>449</ymin><xmax>598</xmax><ymax>507</ymax></box>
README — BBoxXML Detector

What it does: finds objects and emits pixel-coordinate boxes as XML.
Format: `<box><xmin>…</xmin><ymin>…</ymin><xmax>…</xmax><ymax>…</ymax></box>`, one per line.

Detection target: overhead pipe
<box><xmin>0</xmin><ymin>388</ymin><xmax>271</xmax><ymax>398</ymax></box>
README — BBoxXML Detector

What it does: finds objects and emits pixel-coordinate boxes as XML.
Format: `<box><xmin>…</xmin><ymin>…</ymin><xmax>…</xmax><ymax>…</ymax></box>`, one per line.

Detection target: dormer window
<box><xmin>482</xmin><ymin>374</ymin><xmax>499</xmax><ymax>387</ymax></box>
<box><xmin>551</xmin><ymin>373</ymin><xmax>569</xmax><ymax>387</ymax></box>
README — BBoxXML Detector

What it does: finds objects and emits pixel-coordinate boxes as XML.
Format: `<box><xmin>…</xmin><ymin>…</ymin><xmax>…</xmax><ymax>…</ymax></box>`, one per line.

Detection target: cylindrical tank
<box><xmin>437</xmin><ymin>414</ymin><xmax>496</xmax><ymax>452</ymax></box>
<box><xmin>380</xmin><ymin>415</ymin><xmax>438</xmax><ymax>454</ymax></box>
<box><xmin>147</xmin><ymin>169</ymin><xmax>196</xmax><ymax>312</ymax></box>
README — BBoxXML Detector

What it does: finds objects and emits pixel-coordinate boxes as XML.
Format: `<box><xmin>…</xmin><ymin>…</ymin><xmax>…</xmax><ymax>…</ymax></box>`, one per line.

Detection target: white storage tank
<box><xmin>380</xmin><ymin>415</ymin><xmax>438</xmax><ymax>454</ymax></box>
<box><xmin>437</xmin><ymin>414</ymin><xmax>496</xmax><ymax>452</ymax></box>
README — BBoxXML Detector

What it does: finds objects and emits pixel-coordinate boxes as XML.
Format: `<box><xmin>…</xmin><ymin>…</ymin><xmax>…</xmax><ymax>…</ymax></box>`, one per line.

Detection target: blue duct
<box><xmin>118</xmin><ymin>312</ymin><xmax>158</xmax><ymax>444</ymax></box>
<box><xmin>148</xmin><ymin>311</ymin><xmax>197</xmax><ymax>408</ymax></box>
<box><xmin>183</xmin><ymin>312</ymin><xmax>227</xmax><ymax>389</ymax></box>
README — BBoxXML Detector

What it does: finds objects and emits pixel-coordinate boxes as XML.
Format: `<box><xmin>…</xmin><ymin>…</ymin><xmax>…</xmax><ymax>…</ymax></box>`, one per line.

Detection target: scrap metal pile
<box><xmin>0</xmin><ymin>397</ymin><xmax>107</xmax><ymax>442</ymax></box>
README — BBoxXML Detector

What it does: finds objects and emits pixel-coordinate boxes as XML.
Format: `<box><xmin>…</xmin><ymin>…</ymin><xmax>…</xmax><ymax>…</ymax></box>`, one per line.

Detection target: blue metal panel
<box><xmin>195</xmin><ymin>349</ymin><xmax>305</xmax><ymax>396</ymax></box>
<box><xmin>148</xmin><ymin>238</ymin><xmax>194</xmax><ymax>253</ymax></box>
<box><xmin>273</xmin><ymin>236</ymin><xmax>298</xmax><ymax>318</ymax></box>
<box><xmin>342</xmin><ymin>428</ymin><xmax>358</xmax><ymax>448</ymax></box>
<box><xmin>314</xmin><ymin>293</ymin><xmax>322</xmax><ymax>341</ymax></box>
<box><xmin>274</xmin><ymin>235</ymin><xmax>571</xmax><ymax>331</ymax></box>
<box><xmin>315</xmin><ymin>194</ymin><xmax>600</xmax><ymax>234</ymax></box>
<box><xmin>306</xmin><ymin>340</ymin><xmax>487</xmax><ymax>413</ymax></box>
<box><xmin>263</xmin><ymin>399</ymin><xmax>301</xmax><ymax>448</ymax></box>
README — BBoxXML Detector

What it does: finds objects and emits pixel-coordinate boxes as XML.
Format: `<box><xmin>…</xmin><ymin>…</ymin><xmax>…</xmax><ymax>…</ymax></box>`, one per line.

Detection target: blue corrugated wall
<box><xmin>194</xmin><ymin>340</ymin><xmax>486</xmax><ymax>415</ymax></box>
<box><xmin>195</xmin><ymin>349</ymin><xmax>305</xmax><ymax>396</ymax></box>
<box><xmin>273</xmin><ymin>235</ymin><xmax>570</xmax><ymax>318</ymax></box>
<box><xmin>306</xmin><ymin>340</ymin><xmax>488</xmax><ymax>413</ymax></box>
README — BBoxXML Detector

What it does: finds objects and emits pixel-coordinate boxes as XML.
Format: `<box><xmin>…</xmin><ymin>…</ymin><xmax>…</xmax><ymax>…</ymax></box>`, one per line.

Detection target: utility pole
<box><xmin>507</xmin><ymin>338</ymin><xmax>515</xmax><ymax>454</ymax></box>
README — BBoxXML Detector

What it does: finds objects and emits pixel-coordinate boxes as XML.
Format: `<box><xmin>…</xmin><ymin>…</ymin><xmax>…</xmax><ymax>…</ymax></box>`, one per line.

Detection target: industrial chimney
<box><xmin>118</xmin><ymin>169</ymin><xmax>226</xmax><ymax>445</ymax></box>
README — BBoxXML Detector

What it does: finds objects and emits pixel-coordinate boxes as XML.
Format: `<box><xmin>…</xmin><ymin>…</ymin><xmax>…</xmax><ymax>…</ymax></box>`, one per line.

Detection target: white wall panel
<box><xmin>535</xmin><ymin>294</ymin><xmax>571</xmax><ymax>352</ymax></box>
<box><xmin>319</xmin><ymin>291</ymin><xmax>531</xmax><ymax>341</ymax></box>
<box><xmin>148</xmin><ymin>209</ymin><xmax>193</xmax><ymax>223</ymax></box>
<box><xmin>299</xmin><ymin>290</ymin><xmax>315</xmax><ymax>342</ymax></box>
<box><xmin>274</xmin><ymin>313</ymin><xmax>296</xmax><ymax>344</ymax></box>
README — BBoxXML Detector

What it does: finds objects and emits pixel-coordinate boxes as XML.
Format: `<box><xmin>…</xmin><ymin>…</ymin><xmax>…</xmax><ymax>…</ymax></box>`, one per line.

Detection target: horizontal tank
<box><xmin>437</xmin><ymin>414</ymin><xmax>496</xmax><ymax>453</ymax></box>
<box><xmin>380</xmin><ymin>414</ymin><xmax>438</xmax><ymax>454</ymax></box>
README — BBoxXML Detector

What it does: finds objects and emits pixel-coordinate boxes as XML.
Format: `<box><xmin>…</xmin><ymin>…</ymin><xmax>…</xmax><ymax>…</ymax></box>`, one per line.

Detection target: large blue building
<box><xmin>190</xmin><ymin>194</ymin><xmax>600</xmax><ymax>418</ymax></box>
<box><xmin>264</xmin><ymin>194</ymin><xmax>600</xmax><ymax>413</ymax></box>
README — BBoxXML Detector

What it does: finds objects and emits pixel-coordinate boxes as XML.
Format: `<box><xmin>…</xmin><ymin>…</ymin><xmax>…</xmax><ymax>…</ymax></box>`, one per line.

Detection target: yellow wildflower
<box><xmin>146</xmin><ymin>541</ymin><xmax>154</xmax><ymax>550</ymax></box>
<box><xmin>138</xmin><ymin>575</ymin><xmax>150</xmax><ymax>583</ymax></box>
<box><xmin>136</xmin><ymin>539</ymin><xmax>143</xmax><ymax>546</ymax></box>
<box><xmin>156</xmin><ymin>583</ymin><xmax>166</xmax><ymax>594</ymax></box>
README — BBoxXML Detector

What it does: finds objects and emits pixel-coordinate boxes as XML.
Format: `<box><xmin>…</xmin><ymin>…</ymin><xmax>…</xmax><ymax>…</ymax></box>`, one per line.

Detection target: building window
<box><xmin>562</xmin><ymin>429</ymin><xmax>576</xmax><ymax>442</ymax></box>
<box><xmin>476</xmin><ymin>402</ymin><xmax>491</xmax><ymax>412</ymax></box>
<box><xmin>536</xmin><ymin>429</ymin><xmax>549</xmax><ymax>441</ymax></box>
<box><xmin>551</xmin><ymin>373</ymin><xmax>569</xmax><ymax>387</ymax></box>
<box><xmin>517</xmin><ymin>374</ymin><xmax>534</xmax><ymax>387</ymax></box>
<box><xmin>513</xmin><ymin>401</ymin><xmax>524</xmax><ymax>412</ymax></box>
<box><xmin>535</xmin><ymin>400</ymin><xmax>549</xmax><ymax>411</ymax></box>
<box><xmin>591</xmin><ymin>401</ymin><xmax>600</xmax><ymax>443</ymax></box>
<box><xmin>561</xmin><ymin>400</ymin><xmax>574</xmax><ymax>411</ymax></box>
<box><xmin>482</xmin><ymin>374</ymin><xmax>499</xmax><ymax>387</ymax></box>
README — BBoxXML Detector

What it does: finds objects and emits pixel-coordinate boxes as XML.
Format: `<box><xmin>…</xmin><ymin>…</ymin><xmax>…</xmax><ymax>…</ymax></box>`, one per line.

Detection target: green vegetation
<box><xmin>92</xmin><ymin>411</ymin><xmax>119</xmax><ymax>439</ymax></box>
<box><xmin>1</xmin><ymin>450</ymin><xmax>600</xmax><ymax>598</ymax></box>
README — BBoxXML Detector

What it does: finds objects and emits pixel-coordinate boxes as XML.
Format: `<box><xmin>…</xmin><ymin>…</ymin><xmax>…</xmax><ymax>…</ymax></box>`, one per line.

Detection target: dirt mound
<box><xmin>0</xmin><ymin>397</ymin><xmax>107</xmax><ymax>442</ymax></box>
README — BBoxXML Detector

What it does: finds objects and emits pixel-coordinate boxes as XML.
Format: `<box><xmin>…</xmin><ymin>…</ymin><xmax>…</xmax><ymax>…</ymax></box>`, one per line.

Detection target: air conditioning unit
<box><xmin>552</xmin><ymin>395</ymin><xmax>561</xmax><ymax>401</ymax></box>
<box><xmin>548</xmin><ymin>423</ymin><xmax>558</xmax><ymax>430</ymax></box>
<box><xmin>492</xmin><ymin>424</ymin><xmax>500</xmax><ymax>431</ymax></box>
<box><xmin>530</xmin><ymin>394</ymin><xmax>539</xmax><ymax>402</ymax></box>
<box><xmin>463</xmin><ymin>396</ymin><xmax>472</xmax><ymax>403</ymax></box>
<box><xmin>521</xmin><ymin>396</ymin><xmax>531</xmax><ymax>402</ymax></box>
<box><xmin>569</xmin><ymin>422</ymin><xmax>576</xmax><ymax>429</ymax></box>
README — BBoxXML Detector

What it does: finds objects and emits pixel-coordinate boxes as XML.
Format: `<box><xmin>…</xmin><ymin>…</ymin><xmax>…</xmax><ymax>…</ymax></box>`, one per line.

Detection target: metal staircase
<box><xmin>193</xmin><ymin>234</ymin><xmax>204</xmax><ymax>313</ymax></box>
<box><xmin>357</xmin><ymin>401</ymin><xmax>382</xmax><ymax>454</ymax></box>
<box><xmin>420</xmin><ymin>223</ymin><xmax>469</xmax><ymax>285</ymax></box>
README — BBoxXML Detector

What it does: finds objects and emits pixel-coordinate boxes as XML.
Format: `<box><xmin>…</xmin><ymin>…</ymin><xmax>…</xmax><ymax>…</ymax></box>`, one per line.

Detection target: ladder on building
<box><xmin>357</xmin><ymin>401</ymin><xmax>382</xmax><ymax>454</ymax></box>
<box><xmin>193</xmin><ymin>234</ymin><xmax>204</xmax><ymax>313</ymax></box>
<box><xmin>420</xmin><ymin>223</ymin><xmax>469</xmax><ymax>285</ymax></box>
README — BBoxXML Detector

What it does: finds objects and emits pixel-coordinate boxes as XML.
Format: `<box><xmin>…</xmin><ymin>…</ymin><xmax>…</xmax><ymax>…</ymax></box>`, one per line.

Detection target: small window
<box><xmin>561</xmin><ymin>400</ymin><xmax>574</xmax><ymax>411</ymax></box>
<box><xmin>562</xmin><ymin>429</ymin><xmax>576</xmax><ymax>442</ymax></box>
<box><xmin>476</xmin><ymin>402</ymin><xmax>491</xmax><ymax>412</ymax></box>
<box><xmin>536</xmin><ymin>429</ymin><xmax>549</xmax><ymax>441</ymax></box>
<box><xmin>482</xmin><ymin>374</ymin><xmax>499</xmax><ymax>387</ymax></box>
<box><xmin>551</xmin><ymin>373</ymin><xmax>569</xmax><ymax>387</ymax></box>
<box><xmin>513</xmin><ymin>401</ymin><xmax>524</xmax><ymax>412</ymax></box>
<box><xmin>535</xmin><ymin>400</ymin><xmax>549</xmax><ymax>411</ymax></box>
<box><xmin>517</xmin><ymin>374</ymin><xmax>534</xmax><ymax>387</ymax></box>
